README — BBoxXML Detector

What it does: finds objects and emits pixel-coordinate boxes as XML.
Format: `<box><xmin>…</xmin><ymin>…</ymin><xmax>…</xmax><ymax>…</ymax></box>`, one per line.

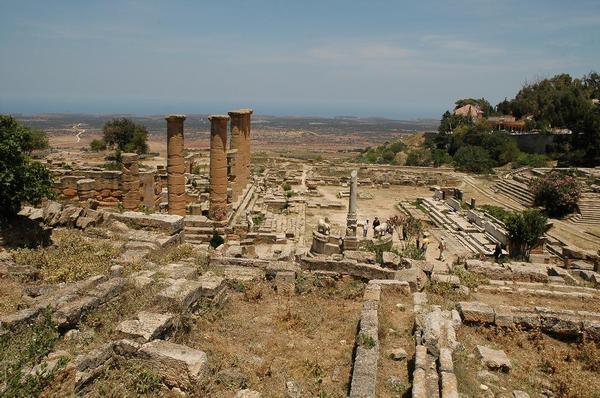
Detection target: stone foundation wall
<box><xmin>52</xmin><ymin>168</ymin><xmax>162</xmax><ymax>209</ymax></box>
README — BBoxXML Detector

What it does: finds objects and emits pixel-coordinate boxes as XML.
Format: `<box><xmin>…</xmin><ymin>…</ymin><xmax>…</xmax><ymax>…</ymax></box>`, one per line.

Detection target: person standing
<box><xmin>373</xmin><ymin>217</ymin><xmax>380</xmax><ymax>231</ymax></box>
<box><xmin>363</xmin><ymin>219</ymin><xmax>369</xmax><ymax>238</ymax></box>
<box><xmin>438</xmin><ymin>237</ymin><xmax>446</xmax><ymax>261</ymax></box>
<box><xmin>421</xmin><ymin>237</ymin><xmax>430</xmax><ymax>255</ymax></box>
<box><xmin>493</xmin><ymin>242</ymin><xmax>502</xmax><ymax>262</ymax></box>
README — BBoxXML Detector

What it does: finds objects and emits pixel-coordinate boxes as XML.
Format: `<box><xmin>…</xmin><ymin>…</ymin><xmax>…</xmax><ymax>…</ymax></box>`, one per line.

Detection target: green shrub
<box><xmin>209</xmin><ymin>231</ymin><xmax>224</xmax><ymax>248</ymax></box>
<box><xmin>531</xmin><ymin>171</ymin><xmax>581</xmax><ymax>217</ymax></box>
<box><xmin>453</xmin><ymin>145</ymin><xmax>495</xmax><ymax>174</ymax></box>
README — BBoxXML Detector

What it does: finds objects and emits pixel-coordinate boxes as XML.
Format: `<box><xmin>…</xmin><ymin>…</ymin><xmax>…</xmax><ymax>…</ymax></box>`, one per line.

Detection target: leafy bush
<box><xmin>513</xmin><ymin>153</ymin><xmax>548</xmax><ymax>168</ymax></box>
<box><xmin>0</xmin><ymin>115</ymin><xmax>55</xmax><ymax>217</ymax></box>
<box><xmin>405</xmin><ymin>149</ymin><xmax>432</xmax><ymax>167</ymax></box>
<box><xmin>479</xmin><ymin>204</ymin><xmax>511</xmax><ymax>223</ymax></box>
<box><xmin>89</xmin><ymin>138</ymin><xmax>107</xmax><ymax>151</ymax></box>
<box><xmin>209</xmin><ymin>231</ymin><xmax>224</xmax><ymax>248</ymax></box>
<box><xmin>504</xmin><ymin>209</ymin><xmax>548</xmax><ymax>259</ymax></box>
<box><xmin>530</xmin><ymin>171</ymin><xmax>581</xmax><ymax>217</ymax></box>
<box><xmin>453</xmin><ymin>145</ymin><xmax>495</xmax><ymax>174</ymax></box>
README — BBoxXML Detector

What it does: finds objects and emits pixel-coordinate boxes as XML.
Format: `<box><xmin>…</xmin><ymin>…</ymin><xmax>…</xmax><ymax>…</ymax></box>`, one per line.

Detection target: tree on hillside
<box><xmin>505</xmin><ymin>209</ymin><xmax>548</xmax><ymax>260</ymax></box>
<box><xmin>453</xmin><ymin>145</ymin><xmax>495</xmax><ymax>174</ymax></box>
<box><xmin>89</xmin><ymin>138</ymin><xmax>107</xmax><ymax>152</ymax></box>
<box><xmin>530</xmin><ymin>171</ymin><xmax>581</xmax><ymax>217</ymax></box>
<box><xmin>0</xmin><ymin>115</ymin><xmax>55</xmax><ymax>218</ymax></box>
<box><xmin>102</xmin><ymin>118</ymin><xmax>149</xmax><ymax>154</ymax></box>
<box><xmin>438</xmin><ymin>111</ymin><xmax>472</xmax><ymax>133</ymax></box>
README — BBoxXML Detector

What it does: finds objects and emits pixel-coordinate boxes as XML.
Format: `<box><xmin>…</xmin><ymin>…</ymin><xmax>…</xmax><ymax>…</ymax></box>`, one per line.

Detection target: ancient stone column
<box><xmin>228</xmin><ymin>108</ymin><xmax>253</xmax><ymax>194</ymax></box>
<box><xmin>166</xmin><ymin>114</ymin><xmax>187</xmax><ymax>216</ymax></box>
<box><xmin>344</xmin><ymin>170</ymin><xmax>359</xmax><ymax>250</ymax></box>
<box><xmin>209</xmin><ymin>115</ymin><xmax>230</xmax><ymax>221</ymax></box>
<box><xmin>121</xmin><ymin>153</ymin><xmax>141</xmax><ymax>210</ymax></box>
<box><xmin>347</xmin><ymin>170</ymin><xmax>358</xmax><ymax>236</ymax></box>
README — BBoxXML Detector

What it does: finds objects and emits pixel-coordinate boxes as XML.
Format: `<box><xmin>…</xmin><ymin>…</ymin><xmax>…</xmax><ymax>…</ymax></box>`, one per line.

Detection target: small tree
<box><xmin>0</xmin><ymin>116</ymin><xmax>55</xmax><ymax>218</ymax></box>
<box><xmin>530</xmin><ymin>171</ymin><xmax>581</xmax><ymax>217</ymax></box>
<box><xmin>102</xmin><ymin>118</ymin><xmax>149</xmax><ymax>154</ymax></box>
<box><xmin>402</xmin><ymin>215</ymin><xmax>423</xmax><ymax>242</ymax></box>
<box><xmin>89</xmin><ymin>138</ymin><xmax>107</xmax><ymax>151</ymax></box>
<box><xmin>504</xmin><ymin>209</ymin><xmax>548</xmax><ymax>259</ymax></box>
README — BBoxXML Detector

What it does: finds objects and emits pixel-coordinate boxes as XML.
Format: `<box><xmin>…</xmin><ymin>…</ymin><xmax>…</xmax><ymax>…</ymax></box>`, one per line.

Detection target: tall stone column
<box><xmin>228</xmin><ymin>108</ymin><xmax>253</xmax><ymax>194</ymax></box>
<box><xmin>209</xmin><ymin>115</ymin><xmax>230</xmax><ymax>221</ymax></box>
<box><xmin>347</xmin><ymin>170</ymin><xmax>358</xmax><ymax>236</ymax></box>
<box><xmin>165</xmin><ymin>114</ymin><xmax>186</xmax><ymax>216</ymax></box>
<box><xmin>344</xmin><ymin>170</ymin><xmax>359</xmax><ymax>250</ymax></box>
<box><xmin>121</xmin><ymin>153</ymin><xmax>141</xmax><ymax>210</ymax></box>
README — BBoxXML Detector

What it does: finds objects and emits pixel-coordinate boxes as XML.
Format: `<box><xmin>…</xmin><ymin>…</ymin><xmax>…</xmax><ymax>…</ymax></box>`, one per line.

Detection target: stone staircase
<box><xmin>184</xmin><ymin>215</ymin><xmax>227</xmax><ymax>245</ymax></box>
<box><xmin>419</xmin><ymin>198</ymin><xmax>499</xmax><ymax>255</ymax></box>
<box><xmin>571</xmin><ymin>192</ymin><xmax>600</xmax><ymax>224</ymax></box>
<box><xmin>493</xmin><ymin>179</ymin><xmax>534</xmax><ymax>207</ymax></box>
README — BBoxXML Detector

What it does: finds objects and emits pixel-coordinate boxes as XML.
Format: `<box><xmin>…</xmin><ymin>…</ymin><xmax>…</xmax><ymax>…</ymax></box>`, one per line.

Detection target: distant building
<box><xmin>453</xmin><ymin>104</ymin><xmax>483</xmax><ymax>120</ymax></box>
<box><xmin>487</xmin><ymin>115</ymin><xmax>526</xmax><ymax>132</ymax></box>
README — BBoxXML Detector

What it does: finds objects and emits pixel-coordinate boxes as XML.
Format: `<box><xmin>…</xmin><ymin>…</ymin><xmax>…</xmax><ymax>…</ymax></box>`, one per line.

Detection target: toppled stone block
<box><xmin>344</xmin><ymin>250</ymin><xmax>376</xmax><ymax>264</ymax></box>
<box><xmin>53</xmin><ymin>296</ymin><xmax>101</xmax><ymax>329</ymax></box>
<box><xmin>476</xmin><ymin>345</ymin><xmax>511</xmax><ymax>372</ymax></box>
<box><xmin>159</xmin><ymin>279</ymin><xmax>205</xmax><ymax>309</ymax></box>
<box><xmin>457</xmin><ymin>302</ymin><xmax>495</xmax><ymax>324</ymax></box>
<box><xmin>87</xmin><ymin>277</ymin><xmax>127</xmax><ymax>301</ymax></box>
<box><xmin>394</xmin><ymin>267</ymin><xmax>427</xmax><ymax>291</ymax></box>
<box><xmin>389</xmin><ymin>348</ymin><xmax>407</xmax><ymax>361</ymax></box>
<box><xmin>129</xmin><ymin>270</ymin><xmax>157</xmax><ymax>288</ymax></box>
<box><xmin>116</xmin><ymin>312</ymin><xmax>174</xmax><ymax>342</ymax></box>
<box><xmin>160</xmin><ymin>263</ymin><xmax>198</xmax><ymax>280</ymax></box>
<box><xmin>139</xmin><ymin>340</ymin><xmax>208</xmax><ymax>389</ymax></box>
<box><xmin>110</xmin><ymin>211</ymin><xmax>184</xmax><ymax>235</ymax></box>
<box><xmin>382</xmin><ymin>251</ymin><xmax>401</xmax><ymax>268</ymax></box>
<box><xmin>0</xmin><ymin>307</ymin><xmax>43</xmax><ymax>332</ymax></box>
<box><xmin>441</xmin><ymin>371</ymin><xmax>458</xmax><ymax>398</ymax></box>
<box><xmin>432</xmin><ymin>274</ymin><xmax>460</xmax><ymax>286</ymax></box>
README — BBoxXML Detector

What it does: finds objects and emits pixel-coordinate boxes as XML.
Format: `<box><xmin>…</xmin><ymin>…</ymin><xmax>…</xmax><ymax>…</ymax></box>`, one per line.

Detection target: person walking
<box><xmin>363</xmin><ymin>219</ymin><xmax>369</xmax><ymax>238</ymax></box>
<box><xmin>438</xmin><ymin>237</ymin><xmax>446</xmax><ymax>261</ymax></box>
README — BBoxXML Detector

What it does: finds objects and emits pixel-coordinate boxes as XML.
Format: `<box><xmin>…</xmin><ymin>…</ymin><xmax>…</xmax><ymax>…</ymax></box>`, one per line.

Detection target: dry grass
<box><xmin>172</xmin><ymin>277</ymin><xmax>363</xmax><ymax>397</ymax></box>
<box><xmin>147</xmin><ymin>243</ymin><xmax>209</xmax><ymax>270</ymax></box>
<box><xmin>455</xmin><ymin>326</ymin><xmax>600</xmax><ymax>398</ymax></box>
<box><xmin>10</xmin><ymin>229</ymin><xmax>121</xmax><ymax>283</ymax></box>
<box><xmin>0</xmin><ymin>278</ymin><xmax>24</xmax><ymax>316</ymax></box>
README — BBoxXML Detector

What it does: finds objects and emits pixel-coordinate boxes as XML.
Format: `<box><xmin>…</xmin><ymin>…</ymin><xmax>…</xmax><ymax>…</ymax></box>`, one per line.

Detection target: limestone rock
<box><xmin>389</xmin><ymin>348</ymin><xmax>407</xmax><ymax>361</ymax></box>
<box><xmin>457</xmin><ymin>301</ymin><xmax>495</xmax><ymax>324</ymax></box>
<box><xmin>394</xmin><ymin>267</ymin><xmax>427</xmax><ymax>291</ymax></box>
<box><xmin>476</xmin><ymin>345</ymin><xmax>511</xmax><ymax>372</ymax></box>
<box><xmin>235</xmin><ymin>390</ymin><xmax>261</xmax><ymax>398</ymax></box>
<box><xmin>513</xmin><ymin>391</ymin><xmax>530</xmax><ymax>398</ymax></box>
<box><xmin>382</xmin><ymin>251</ymin><xmax>401</xmax><ymax>268</ymax></box>
<box><xmin>139</xmin><ymin>340</ymin><xmax>208</xmax><ymax>389</ymax></box>
<box><xmin>285</xmin><ymin>380</ymin><xmax>301</xmax><ymax>398</ymax></box>
<box><xmin>116</xmin><ymin>312</ymin><xmax>174</xmax><ymax>342</ymax></box>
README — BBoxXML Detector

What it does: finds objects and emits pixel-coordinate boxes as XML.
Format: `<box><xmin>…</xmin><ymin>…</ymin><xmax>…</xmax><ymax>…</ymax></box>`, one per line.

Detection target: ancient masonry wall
<box><xmin>52</xmin><ymin>167</ymin><xmax>161</xmax><ymax>209</ymax></box>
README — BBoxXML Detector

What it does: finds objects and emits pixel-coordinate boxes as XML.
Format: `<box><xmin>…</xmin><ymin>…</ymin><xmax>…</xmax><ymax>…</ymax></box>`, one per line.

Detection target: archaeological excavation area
<box><xmin>2</xmin><ymin>111</ymin><xmax>600</xmax><ymax>398</ymax></box>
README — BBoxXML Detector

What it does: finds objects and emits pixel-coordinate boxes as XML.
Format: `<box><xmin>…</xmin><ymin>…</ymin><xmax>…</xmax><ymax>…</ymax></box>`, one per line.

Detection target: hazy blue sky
<box><xmin>1</xmin><ymin>0</ymin><xmax>599</xmax><ymax>118</ymax></box>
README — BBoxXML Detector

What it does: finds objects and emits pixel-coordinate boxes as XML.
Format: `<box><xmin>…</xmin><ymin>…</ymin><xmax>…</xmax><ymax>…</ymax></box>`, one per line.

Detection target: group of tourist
<box><xmin>361</xmin><ymin>217</ymin><xmax>381</xmax><ymax>237</ymax></box>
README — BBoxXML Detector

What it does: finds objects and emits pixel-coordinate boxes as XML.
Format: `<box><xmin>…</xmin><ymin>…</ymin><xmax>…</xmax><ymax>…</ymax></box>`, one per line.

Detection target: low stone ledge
<box><xmin>109</xmin><ymin>211</ymin><xmax>184</xmax><ymax>235</ymax></box>
<box><xmin>300</xmin><ymin>255</ymin><xmax>395</xmax><ymax>280</ymax></box>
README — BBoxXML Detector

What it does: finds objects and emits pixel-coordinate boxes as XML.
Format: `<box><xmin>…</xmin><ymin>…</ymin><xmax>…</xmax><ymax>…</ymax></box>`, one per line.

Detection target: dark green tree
<box><xmin>505</xmin><ymin>209</ymin><xmax>548</xmax><ymax>259</ymax></box>
<box><xmin>102</xmin><ymin>118</ymin><xmax>149</xmax><ymax>154</ymax></box>
<box><xmin>530</xmin><ymin>172</ymin><xmax>581</xmax><ymax>217</ymax></box>
<box><xmin>0</xmin><ymin>115</ymin><xmax>55</xmax><ymax>217</ymax></box>
<box><xmin>453</xmin><ymin>145</ymin><xmax>495</xmax><ymax>174</ymax></box>
<box><xmin>89</xmin><ymin>138</ymin><xmax>107</xmax><ymax>151</ymax></box>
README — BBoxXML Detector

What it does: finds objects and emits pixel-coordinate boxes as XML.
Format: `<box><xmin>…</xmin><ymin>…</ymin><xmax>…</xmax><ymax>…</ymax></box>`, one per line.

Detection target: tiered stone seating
<box><xmin>493</xmin><ymin>179</ymin><xmax>534</xmax><ymax>207</ymax></box>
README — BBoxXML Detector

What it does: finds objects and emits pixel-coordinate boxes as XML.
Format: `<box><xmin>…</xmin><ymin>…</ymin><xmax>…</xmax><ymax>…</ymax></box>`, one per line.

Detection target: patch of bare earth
<box><xmin>377</xmin><ymin>290</ymin><xmax>414</xmax><ymax>398</ymax></box>
<box><xmin>455</xmin><ymin>326</ymin><xmax>600</xmax><ymax>398</ymax></box>
<box><xmin>172</xmin><ymin>278</ymin><xmax>363</xmax><ymax>397</ymax></box>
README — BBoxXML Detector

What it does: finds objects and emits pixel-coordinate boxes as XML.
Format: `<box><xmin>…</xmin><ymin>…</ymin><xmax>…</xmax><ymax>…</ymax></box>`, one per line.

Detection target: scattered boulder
<box><xmin>235</xmin><ymin>389</ymin><xmax>261</xmax><ymax>398</ymax></box>
<box><xmin>389</xmin><ymin>348</ymin><xmax>407</xmax><ymax>361</ymax></box>
<box><xmin>476</xmin><ymin>345</ymin><xmax>511</xmax><ymax>372</ymax></box>
<box><xmin>116</xmin><ymin>312</ymin><xmax>174</xmax><ymax>342</ymax></box>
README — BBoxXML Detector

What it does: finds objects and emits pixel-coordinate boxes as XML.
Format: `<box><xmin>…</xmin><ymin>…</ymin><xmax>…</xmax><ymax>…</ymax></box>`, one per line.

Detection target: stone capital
<box><xmin>228</xmin><ymin>108</ymin><xmax>253</xmax><ymax>117</ymax></box>
<box><xmin>165</xmin><ymin>114</ymin><xmax>186</xmax><ymax>122</ymax></box>
<box><xmin>208</xmin><ymin>115</ymin><xmax>230</xmax><ymax>121</ymax></box>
